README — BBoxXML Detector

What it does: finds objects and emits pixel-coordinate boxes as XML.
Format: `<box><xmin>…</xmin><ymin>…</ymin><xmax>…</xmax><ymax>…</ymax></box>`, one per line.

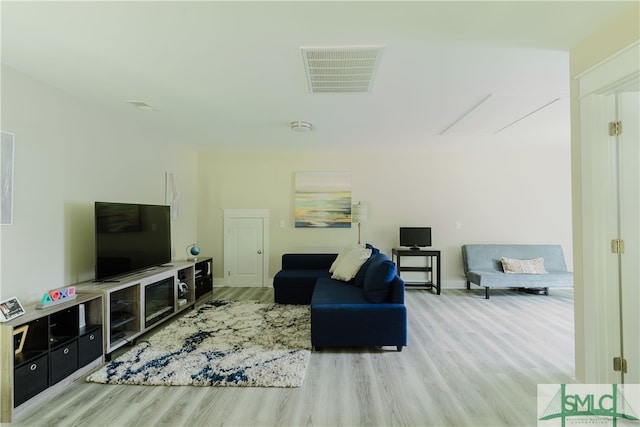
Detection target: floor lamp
<box><xmin>352</xmin><ymin>202</ymin><xmax>368</xmax><ymax>245</ymax></box>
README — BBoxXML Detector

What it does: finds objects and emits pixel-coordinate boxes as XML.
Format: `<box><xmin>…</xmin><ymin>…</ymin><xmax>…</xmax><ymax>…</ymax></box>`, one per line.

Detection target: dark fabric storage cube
<box><xmin>195</xmin><ymin>276</ymin><xmax>213</xmax><ymax>299</ymax></box>
<box><xmin>78</xmin><ymin>327</ymin><xmax>103</xmax><ymax>367</ymax></box>
<box><xmin>14</xmin><ymin>354</ymin><xmax>48</xmax><ymax>407</ymax></box>
<box><xmin>49</xmin><ymin>340</ymin><xmax>78</xmax><ymax>385</ymax></box>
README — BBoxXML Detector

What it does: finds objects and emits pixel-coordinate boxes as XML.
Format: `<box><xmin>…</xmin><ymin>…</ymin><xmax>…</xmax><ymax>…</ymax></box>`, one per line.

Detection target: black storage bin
<box><xmin>14</xmin><ymin>354</ymin><xmax>49</xmax><ymax>407</ymax></box>
<box><xmin>49</xmin><ymin>340</ymin><xmax>78</xmax><ymax>385</ymax></box>
<box><xmin>195</xmin><ymin>277</ymin><xmax>212</xmax><ymax>299</ymax></box>
<box><xmin>78</xmin><ymin>327</ymin><xmax>103</xmax><ymax>367</ymax></box>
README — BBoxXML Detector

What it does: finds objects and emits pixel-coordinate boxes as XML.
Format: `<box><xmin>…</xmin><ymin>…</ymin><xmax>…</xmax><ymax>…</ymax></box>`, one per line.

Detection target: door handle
<box><xmin>257</xmin><ymin>250</ymin><xmax>262</xmax><ymax>254</ymax></box>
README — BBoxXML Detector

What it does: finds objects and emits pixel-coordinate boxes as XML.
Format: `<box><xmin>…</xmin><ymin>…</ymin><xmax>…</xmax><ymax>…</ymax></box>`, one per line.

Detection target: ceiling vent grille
<box><xmin>301</xmin><ymin>46</ymin><xmax>384</xmax><ymax>93</ymax></box>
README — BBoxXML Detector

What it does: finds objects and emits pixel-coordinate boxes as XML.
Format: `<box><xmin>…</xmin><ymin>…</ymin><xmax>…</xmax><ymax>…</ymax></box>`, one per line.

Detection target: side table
<box><xmin>391</xmin><ymin>248</ymin><xmax>441</xmax><ymax>295</ymax></box>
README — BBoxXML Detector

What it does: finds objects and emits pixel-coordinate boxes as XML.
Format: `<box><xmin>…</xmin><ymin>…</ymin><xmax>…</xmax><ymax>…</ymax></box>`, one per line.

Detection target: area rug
<box><xmin>86</xmin><ymin>300</ymin><xmax>311</xmax><ymax>387</ymax></box>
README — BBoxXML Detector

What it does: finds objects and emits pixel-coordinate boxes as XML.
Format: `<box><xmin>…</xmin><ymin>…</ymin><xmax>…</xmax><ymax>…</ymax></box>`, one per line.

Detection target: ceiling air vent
<box><xmin>301</xmin><ymin>46</ymin><xmax>384</xmax><ymax>93</ymax></box>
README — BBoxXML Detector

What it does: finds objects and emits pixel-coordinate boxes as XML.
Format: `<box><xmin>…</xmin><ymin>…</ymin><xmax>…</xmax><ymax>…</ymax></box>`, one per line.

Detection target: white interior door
<box><xmin>579</xmin><ymin>92</ymin><xmax>620</xmax><ymax>383</ymax></box>
<box><xmin>579</xmin><ymin>74</ymin><xmax>639</xmax><ymax>383</ymax></box>
<box><xmin>223</xmin><ymin>209</ymin><xmax>269</xmax><ymax>287</ymax></box>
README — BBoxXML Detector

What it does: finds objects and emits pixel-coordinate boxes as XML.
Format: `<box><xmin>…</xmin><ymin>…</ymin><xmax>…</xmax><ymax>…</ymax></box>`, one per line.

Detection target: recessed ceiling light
<box><xmin>126</xmin><ymin>100</ymin><xmax>157</xmax><ymax>111</ymax></box>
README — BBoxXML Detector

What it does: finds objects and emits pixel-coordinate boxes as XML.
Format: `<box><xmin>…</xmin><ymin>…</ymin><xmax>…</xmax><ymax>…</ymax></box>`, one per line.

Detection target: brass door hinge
<box><xmin>613</xmin><ymin>356</ymin><xmax>628</xmax><ymax>373</ymax></box>
<box><xmin>609</xmin><ymin>121</ymin><xmax>622</xmax><ymax>136</ymax></box>
<box><xmin>611</xmin><ymin>239</ymin><xmax>625</xmax><ymax>254</ymax></box>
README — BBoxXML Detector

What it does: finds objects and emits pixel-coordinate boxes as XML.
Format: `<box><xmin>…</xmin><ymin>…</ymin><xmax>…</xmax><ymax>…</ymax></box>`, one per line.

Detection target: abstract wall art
<box><xmin>294</xmin><ymin>172</ymin><xmax>351</xmax><ymax>228</ymax></box>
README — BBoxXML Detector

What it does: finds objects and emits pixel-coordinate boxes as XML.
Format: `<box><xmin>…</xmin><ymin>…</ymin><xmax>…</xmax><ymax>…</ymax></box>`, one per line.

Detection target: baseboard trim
<box><xmin>213</xmin><ymin>278</ymin><xmax>272</xmax><ymax>288</ymax></box>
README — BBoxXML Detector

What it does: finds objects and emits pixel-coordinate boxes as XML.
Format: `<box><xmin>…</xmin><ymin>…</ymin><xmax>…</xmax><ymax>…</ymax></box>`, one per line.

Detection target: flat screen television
<box><xmin>399</xmin><ymin>227</ymin><xmax>432</xmax><ymax>250</ymax></box>
<box><xmin>95</xmin><ymin>201</ymin><xmax>171</xmax><ymax>281</ymax></box>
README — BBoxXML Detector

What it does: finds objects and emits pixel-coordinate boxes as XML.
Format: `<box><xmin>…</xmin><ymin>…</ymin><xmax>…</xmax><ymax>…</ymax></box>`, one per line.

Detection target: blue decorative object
<box><xmin>186</xmin><ymin>244</ymin><xmax>200</xmax><ymax>261</ymax></box>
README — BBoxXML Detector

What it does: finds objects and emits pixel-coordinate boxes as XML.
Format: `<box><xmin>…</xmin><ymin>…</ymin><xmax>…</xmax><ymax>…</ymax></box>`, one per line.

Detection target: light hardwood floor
<box><xmin>8</xmin><ymin>287</ymin><xmax>575</xmax><ymax>427</ymax></box>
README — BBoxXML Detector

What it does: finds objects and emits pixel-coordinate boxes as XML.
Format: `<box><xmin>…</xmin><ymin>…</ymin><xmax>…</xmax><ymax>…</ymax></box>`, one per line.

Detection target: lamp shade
<box><xmin>352</xmin><ymin>203</ymin><xmax>368</xmax><ymax>223</ymax></box>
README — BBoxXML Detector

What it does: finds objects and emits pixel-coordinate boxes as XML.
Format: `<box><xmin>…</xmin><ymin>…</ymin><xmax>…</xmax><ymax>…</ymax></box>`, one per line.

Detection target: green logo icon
<box><xmin>539</xmin><ymin>384</ymin><xmax>639</xmax><ymax>426</ymax></box>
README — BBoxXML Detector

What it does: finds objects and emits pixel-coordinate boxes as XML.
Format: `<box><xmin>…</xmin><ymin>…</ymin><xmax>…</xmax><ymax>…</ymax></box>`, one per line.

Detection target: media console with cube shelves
<box><xmin>74</xmin><ymin>257</ymin><xmax>212</xmax><ymax>357</ymax></box>
<box><xmin>0</xmin><ymin>258</ymin><xmax>213</xmax><ymax>423</ymax></box>
<box><xmin>0</xmin><ymin>294</ymin><xmax>103</xmax><ymax>423</ymax></box>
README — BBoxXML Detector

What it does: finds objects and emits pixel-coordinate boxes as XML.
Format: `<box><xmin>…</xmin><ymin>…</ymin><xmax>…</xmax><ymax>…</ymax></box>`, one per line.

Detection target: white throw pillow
<box><xmin>501</xmin><ymin>257</ymin><xmax>548</xmax><ymax>274</ymax></box>
<box><xmin>329</xmin><ymin>244</ymin><xmax>364</xmax><ymax>273</ymax></box>
<box><xmin>331</xmin><ymin>248</ymin><xmax>372</xmax><ymax>281</ymax></box>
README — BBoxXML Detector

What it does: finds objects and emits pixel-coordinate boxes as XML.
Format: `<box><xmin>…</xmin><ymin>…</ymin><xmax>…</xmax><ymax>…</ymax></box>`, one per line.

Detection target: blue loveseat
<box><xmin>273</xmin><ymin>247</ymin><xmax>407</xmax><ymax>351</ymax></box>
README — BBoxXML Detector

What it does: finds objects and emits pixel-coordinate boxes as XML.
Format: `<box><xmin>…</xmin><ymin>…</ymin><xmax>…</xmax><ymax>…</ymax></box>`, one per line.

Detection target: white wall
<box><xmin>0</xmin><ymin>66</ymin><xmax>199</xmax><ymax>304</ymax></box>
<box><xmin>197</xmin><ymin>148</ymin><xmax>572</xmax><ymax>287</ymax></box>
<box><xmin>0</xmin><ymin>63</ymin><xmax>574</xmax><ymax>305</ymax></box>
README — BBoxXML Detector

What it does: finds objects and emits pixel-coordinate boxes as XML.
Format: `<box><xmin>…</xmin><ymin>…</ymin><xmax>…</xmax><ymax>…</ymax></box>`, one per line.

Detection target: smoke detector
<box><xmin>300</xmin><ymin>45</ymin><xmax>385</xmax><ymax>93</ymax></box>
<box><xmin>290</xmin><ymin>121</ymin><xmax>313</xmax><ymax>132</ymax></box>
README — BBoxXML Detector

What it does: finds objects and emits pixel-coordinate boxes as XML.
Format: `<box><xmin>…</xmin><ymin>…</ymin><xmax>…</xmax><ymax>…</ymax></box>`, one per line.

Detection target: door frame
<box><xmin>575</xmin><ymin>41</ymin><xmax>639</xmax><ymax>383</ymax></box>
<box><xmin>223</xmin><ymin>209</ymin><xmax>270</xmax><ymax>287</ymax></box>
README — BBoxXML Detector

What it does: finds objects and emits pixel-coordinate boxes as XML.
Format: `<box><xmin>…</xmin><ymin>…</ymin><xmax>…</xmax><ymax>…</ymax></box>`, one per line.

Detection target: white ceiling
<box><xmin>1</xmin><ymin>1</ymin><xmax>637</xmax><ymax>151</ymax></box>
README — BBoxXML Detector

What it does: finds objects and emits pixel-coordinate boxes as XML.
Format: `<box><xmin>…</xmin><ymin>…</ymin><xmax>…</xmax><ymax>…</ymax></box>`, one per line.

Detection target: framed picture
<box><xmin>294</xmin><ymin>172</ymin><xmax>352</xmax><ymax>228</ymax></box>
<box><xmin>165</xmin><ymin>172</ymin><xmax>180</xmax><ymax>221</ymax></box>
<box><xmin>13</xmin><ymin>324</ymin><xmax>29</xmax><ymax>355</ymax></box>
<box><xmin>1</xmin><ymin>131</ymin><xmax>15</xmax><ymax>225</ymax></box>
<box><xmin>0</xmin><ymin>297</ymin><xmax>25</xmax><ymax>322</ymax></box>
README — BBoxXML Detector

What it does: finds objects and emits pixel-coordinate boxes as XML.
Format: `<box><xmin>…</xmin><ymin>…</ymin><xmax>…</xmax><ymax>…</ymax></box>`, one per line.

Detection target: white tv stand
<box><xmin>75</xmin><ymin>260</ymin><xmax>212</xmax><ymax>357</ymax></box>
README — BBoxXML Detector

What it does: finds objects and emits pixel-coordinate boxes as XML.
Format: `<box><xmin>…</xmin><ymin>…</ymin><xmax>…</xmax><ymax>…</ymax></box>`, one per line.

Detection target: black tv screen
<box><xmin>399</xmin><ymin>227</ymin><xmax>432</xmax><ymax>249</ymax></box>
<box><xmin>95</xmin><ymin>202</ymin><xmax>171</xmax><ymax>281</ymax></box>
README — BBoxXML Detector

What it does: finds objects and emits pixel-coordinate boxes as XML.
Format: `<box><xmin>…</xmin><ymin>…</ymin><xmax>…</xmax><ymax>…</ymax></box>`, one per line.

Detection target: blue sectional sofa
<box><xmin>273</xmin><ymin>253</ymin><xmax>335</xmax><ymax>304</ymax></box>
<box><xmin>462</xmin><ymin>244</ymin><xmax>573</xmax><ymax>299</ymax></box>
<box><xmin>273</xmin><ymin>247</ymin><xmax>407</xmax><ymax>351</ymax></box>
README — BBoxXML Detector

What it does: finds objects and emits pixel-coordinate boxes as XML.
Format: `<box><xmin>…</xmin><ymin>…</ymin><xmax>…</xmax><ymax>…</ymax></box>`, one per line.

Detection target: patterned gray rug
<box><xmin>86</xmin><ymin>300</ymin><xmax>311</xmax><ymax>387</ymax></box>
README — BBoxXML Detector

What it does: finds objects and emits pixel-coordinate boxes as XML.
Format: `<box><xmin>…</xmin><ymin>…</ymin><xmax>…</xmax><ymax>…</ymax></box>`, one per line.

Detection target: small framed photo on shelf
<box><xmin>0</xmin><ymin>297</ymin><xmax>25</xmax><ymax>322</ymax></box>
<box><xmin>13</xmin><ymin>324</ymin><xmax>29</xmax><ymax>354</ymax></box>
